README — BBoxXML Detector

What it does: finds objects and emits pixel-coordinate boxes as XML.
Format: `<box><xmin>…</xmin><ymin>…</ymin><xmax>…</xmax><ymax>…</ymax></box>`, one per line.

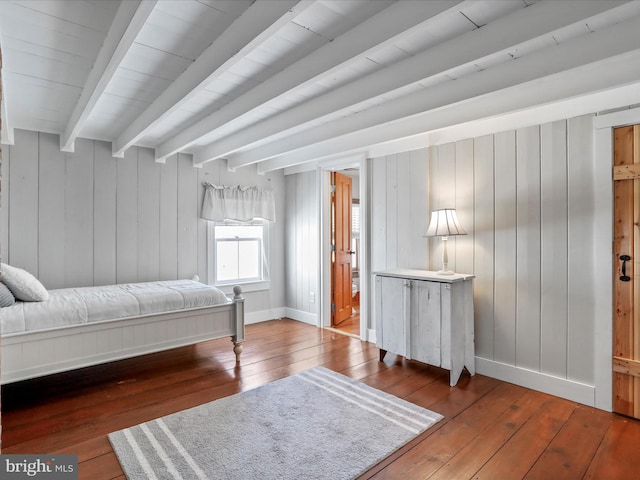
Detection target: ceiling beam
<box><xmin>111</xmin><ymin>0</ymin><xmax>308</xmax><ymax>159</ymax></box>
<box><xmin>214</xmin><ymin>0</ymin><xmax>626</xmax><ymax>170</ymax></box>
<box><xmin>251</xmin><ymin>15</ymin><xmax>640</xmax><ymax>172</ymax></box>
<box><xmin>279</xmin><ymin>77</ymin><xmax>640</xmax><ymax>175</ymax></box>
<box><xmin>155</xmin><ymin>0</ymin><xmax>465</xmax><ymax>162</ymax></box>
<box><xmin>60</xmin><ymin>0</ymin><xmax>156</xmax><ymax>153</ymax></box>
<box><xmin>261</xmin><ymin>66</ymin><xmax>640</xmax><ymax>174</ymax></box>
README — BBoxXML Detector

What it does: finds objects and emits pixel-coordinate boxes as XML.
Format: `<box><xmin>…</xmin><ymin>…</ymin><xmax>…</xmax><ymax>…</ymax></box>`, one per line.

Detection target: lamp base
<box><xmin>436</xmin><ymin>237</ymin><xmax>455</xmax><ymax>275</ymax></box>
<box><xmin>436</xmin><ymin>269</ymin><xmax>455</xmax><ymax>275</ymax></box>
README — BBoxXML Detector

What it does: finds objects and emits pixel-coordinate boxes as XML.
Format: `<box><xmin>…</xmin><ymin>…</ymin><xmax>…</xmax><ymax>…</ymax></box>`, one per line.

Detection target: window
<box><xmin>352</xmin><ymin>201</ymin><xmax>360</xmax><ymax>237</ymax></box>
<box><xmin>352</xmin><ymin>201</ymin><xmax>360</xmax><ymax>272</ymax></box>
<box><xmin>209</xmin><ymin>222</ymin><xmax>270</xmax><ymax>290</ymax></box>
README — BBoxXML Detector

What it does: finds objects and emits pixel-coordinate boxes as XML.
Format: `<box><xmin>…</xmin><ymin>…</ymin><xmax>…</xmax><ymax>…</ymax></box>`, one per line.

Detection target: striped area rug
<box><xmin>109</xmin><ymin>366</ymin><xmax>443</xmax><ymax>479</ymax></box>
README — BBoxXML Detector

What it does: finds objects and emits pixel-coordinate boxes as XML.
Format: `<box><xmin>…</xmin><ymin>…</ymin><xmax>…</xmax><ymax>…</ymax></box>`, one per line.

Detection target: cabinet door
<box><xmin>375</xmin><ymin>275</ymin><xmax>408</xmax><ymax>356</ymax></box>
<box><xmin>409</xmin><ymin>280</ymin><xmax>441</xmax><ymax>366</ymax></box>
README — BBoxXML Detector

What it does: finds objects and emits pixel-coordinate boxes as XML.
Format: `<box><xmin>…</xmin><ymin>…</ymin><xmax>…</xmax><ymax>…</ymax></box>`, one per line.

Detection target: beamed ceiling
<box><xmin>1</xmin><ymin>0</ymin><xmax>640</xmax><ymax>173</ymax></box>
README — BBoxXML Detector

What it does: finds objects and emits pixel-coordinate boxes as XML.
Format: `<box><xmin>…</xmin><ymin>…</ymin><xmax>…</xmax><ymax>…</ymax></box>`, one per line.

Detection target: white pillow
<box><xmin>1</xmin><ymin>263</ymin><xmax>49</xmax><ymax>302</ymax></box>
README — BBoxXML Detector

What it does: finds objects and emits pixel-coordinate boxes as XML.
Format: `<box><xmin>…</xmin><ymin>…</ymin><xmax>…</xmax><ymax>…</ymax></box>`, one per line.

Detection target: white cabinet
<box><xmin>374</xmin><ymin>269</ymin><xmax>475</xmax><ymax>386</ymax></box>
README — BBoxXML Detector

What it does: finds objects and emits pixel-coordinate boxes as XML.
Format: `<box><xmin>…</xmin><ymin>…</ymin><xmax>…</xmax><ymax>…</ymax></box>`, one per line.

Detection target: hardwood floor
<box><xmin>2</xmin><ymin>318</ymin><xmax>639</xmax><ymax>479</ymax></box>
<box><xmin>332</xmin><ymin>297</ymin><xmax>360</xmax><ymax>336</ymax></box>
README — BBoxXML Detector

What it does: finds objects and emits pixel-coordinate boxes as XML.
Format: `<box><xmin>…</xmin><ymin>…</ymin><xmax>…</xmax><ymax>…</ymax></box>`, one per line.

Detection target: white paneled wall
<box><xmin>472</xmin><ymin>135</ymin><xmax>495</xmax><ymax>361</ymax></box>
<box><xmin>370</xmin><ymin>150</ymin><xmax>429</xmax><ymax>274</ymax></box>
<box><xmin>454</xmin><ymin>139</ymin><xmax>474</xmax><ymax>275</ymax></box>
<box><xmin>285</xmin><ymin>171</ymin><xmax>318</xmax><ymax>318</ymax></box>
<box><xmin>540</xmin><ymin>121</ymin><xmax>569</xmax><ymax>378</ymax></box>
<box><xmin>0</xmin><ymin>129</ymin><xmax>286</xmax><ymax>315</ymax></box>
<box><xmin>159</xmin><ymin>154</ymin><xmax>178</xmax><ymax>281</ymax></box>
<box><xmin>566</xmin><ymin>115</ymin><xmax>595</xmax><ymax>384</ymax></box>
<box><xmin>93</xmin><ymin>140</ymin><xmax>117</xmax><ymax>285</ymax></box>
<box><xmin>370</xmin><ymin>114</ymin><xmax>597</xmax><ymax>404</ymax></box>
<box><xmin>515</xmin><ymin>126</ymin><xmax>541</xmax><ymax>373</ymax></box>
<box><xmin>493</xmin><ymin>131</ymin><xmax>517</xmax><ymax>366</ymax></box>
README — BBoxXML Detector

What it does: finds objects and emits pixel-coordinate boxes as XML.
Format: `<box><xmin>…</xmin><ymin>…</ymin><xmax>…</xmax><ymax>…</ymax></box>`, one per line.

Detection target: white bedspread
<box><xmin>0</xmin><ymin>280</ymin><xmax>229</xmax><ymax>335</ymax></box>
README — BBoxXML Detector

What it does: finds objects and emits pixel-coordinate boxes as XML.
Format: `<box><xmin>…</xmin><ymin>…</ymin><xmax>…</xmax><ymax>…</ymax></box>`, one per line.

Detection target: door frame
<box><xmin>594</xmin><ymin>106</ymin><xmax>640</xmax><ymax>412</ymax></box>
<box><xmin>317</xmin><ymin>153</ymin><xmax>369</xmax><ymax>341</ymax></box>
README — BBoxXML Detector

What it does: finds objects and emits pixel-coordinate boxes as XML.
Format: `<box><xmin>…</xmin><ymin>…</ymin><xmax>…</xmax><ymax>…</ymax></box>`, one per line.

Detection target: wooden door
<box><xmin>331</xmin><ymin>172</ymin><xmax>353</xmax><ymax>326</ymax></box>
<box><xmin>613</xmin><ymin>124</ymin><xmax>640</xmax><ymax>418</ymax></box>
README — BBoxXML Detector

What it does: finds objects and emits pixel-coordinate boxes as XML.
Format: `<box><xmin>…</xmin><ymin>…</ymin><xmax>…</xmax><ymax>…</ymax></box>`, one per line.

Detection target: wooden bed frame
<box><xmin>1</xmin><ymin>287</ymin><xmax>245</xmax><ymax>384</ymax></box>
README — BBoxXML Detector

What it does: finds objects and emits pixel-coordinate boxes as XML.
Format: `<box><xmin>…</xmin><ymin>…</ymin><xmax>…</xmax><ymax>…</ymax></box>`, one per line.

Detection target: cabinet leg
<box><xmin>379</xmin><ymin>349</ymin><xmax>387</xmax><ymax>362</ymax></box>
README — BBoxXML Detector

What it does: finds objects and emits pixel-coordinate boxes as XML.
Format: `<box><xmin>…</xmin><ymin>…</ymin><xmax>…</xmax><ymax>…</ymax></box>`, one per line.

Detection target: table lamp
<box><xmin>424</xmin><ymin>208</ymin><xmax>466</xmax><ymax>275</ymax></box>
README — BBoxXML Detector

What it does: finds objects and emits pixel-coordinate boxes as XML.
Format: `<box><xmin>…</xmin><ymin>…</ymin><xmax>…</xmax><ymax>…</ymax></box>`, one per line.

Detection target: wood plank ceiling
<box><xmin>1</xmin><ymin>0</ymin><xmax>640</xmax><ymax>173</ymax></box>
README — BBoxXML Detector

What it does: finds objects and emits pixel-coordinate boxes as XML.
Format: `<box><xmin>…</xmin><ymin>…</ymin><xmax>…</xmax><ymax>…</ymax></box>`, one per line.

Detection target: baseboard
<box><xmin>283</xmin><ymin>308</ymin><xmax>319</xmax><ymax>326</ymax></box>
<box><xmin>245</xmin><ymin>308</ymin><xmax>318</xmax><ymax>326</ymax></box>
<box><xmin>245</xmin><ymin>307</ymin><xmax>287</xmax><ymax>325</ymax></box>
<box><xmin>475</xmin><ymin>357</ymin><xmax>596</xmax><ymax>407</ymax></box>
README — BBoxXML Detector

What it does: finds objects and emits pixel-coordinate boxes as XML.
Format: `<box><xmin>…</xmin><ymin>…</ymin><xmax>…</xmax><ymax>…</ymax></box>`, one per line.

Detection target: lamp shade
<box><xmin>424</xmin><ymin>209</ymin><xmax>466</xmax><ymax>237</ymax></box>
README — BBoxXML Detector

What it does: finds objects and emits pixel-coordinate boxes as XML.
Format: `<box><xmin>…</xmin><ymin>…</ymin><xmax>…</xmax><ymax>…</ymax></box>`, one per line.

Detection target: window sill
<box><xmin>215</xmin><ymin>281</ymin><xmax>270</xmax><ymax>295</ymax></box>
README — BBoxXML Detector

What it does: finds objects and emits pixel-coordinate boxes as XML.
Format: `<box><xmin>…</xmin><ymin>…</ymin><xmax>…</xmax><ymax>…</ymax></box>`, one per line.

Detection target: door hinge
<box><xmin>331</xmin><ymin>244</ymin><xmax>336</xmax><ymax>252</ymax></box>
<box><xmin>330</xmin><ymin>184</ymin><xmax>336</xmax><ymax>194</ymax></box>
<box><xmin>331</xmin><ymin>303</ymin><xmax>336</xmax><ymax>312</ymax></box>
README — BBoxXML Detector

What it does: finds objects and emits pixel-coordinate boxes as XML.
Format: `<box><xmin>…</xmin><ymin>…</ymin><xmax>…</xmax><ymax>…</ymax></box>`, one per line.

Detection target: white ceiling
<box><xmin>1</xmin><ymin>0</ymin><xmax>640</xmax><ymax>173</ymax></box>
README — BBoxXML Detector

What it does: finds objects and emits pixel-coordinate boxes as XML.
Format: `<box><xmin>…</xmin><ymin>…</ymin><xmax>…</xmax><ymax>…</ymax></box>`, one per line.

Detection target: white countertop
<box><xmin>374</xmin><ymin>269</ymin><xmax>475</xmax><ymax>283</ymax></box>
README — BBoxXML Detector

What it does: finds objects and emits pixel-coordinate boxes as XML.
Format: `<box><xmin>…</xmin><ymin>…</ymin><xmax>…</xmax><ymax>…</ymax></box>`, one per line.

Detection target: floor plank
<box><xmin>472</xmin><ymin>395</ymin><xmax>576</xmax><ymax>479</ymax></box>
<box><xmin>583</xmin><ymin>415</ymin><xmax>640</xmax><ymax>479</ymax></box>
<box><xmin>2</xmin><ymin>319</ymin><xmax>639</xmax><ymax>480</ymax></box>
<box><xmin>422</xmin><ymin>390</ymin><xmax>552</xmax><ymax>480</ymax></box>
<box><xmin>524</xmin><ymin>405</ymin><xmax>613</xmax><ymax>480</ymax></box>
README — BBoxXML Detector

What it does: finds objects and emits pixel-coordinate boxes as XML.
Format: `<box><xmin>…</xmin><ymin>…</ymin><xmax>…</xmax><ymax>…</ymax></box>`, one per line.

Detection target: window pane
<box><xmin>352</xmin><ymin>238</ymin><xmax>358</xmax><ymax>270</ymax></box>
<box><xmin>352</xmin><ymin>204</ymin><xmax>360</xmax><ymax>237</ymax></box>
<box><xmin>217</xmin><ymin>241</ymin><xmax>239</xmax><ymax>281</ymax></box>
<box><xmin>239</xmin><ymin>240</ymin><xmax>260</xmax><ymax>279</ymax></box>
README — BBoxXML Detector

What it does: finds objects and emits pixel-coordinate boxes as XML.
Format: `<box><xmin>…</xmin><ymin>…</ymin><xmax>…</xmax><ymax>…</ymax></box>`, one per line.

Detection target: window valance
<box><xmin>201</xmin><ymin>183</ymin><xmax>276</xmax><ymax>222</ymax></box>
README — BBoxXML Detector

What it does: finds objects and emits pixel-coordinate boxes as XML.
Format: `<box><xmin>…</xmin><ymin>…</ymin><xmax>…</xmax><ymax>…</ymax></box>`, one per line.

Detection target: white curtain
<box><xmin>201</xmin><ymin>183</ymin><xmax>276</xmax><ymax>222</ymax></box>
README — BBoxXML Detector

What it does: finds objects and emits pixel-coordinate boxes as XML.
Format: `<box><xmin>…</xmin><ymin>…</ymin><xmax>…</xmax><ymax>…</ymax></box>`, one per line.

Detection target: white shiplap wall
<box><xmin>370</xmin><ymin>114</ymin><xmax>597</xmax><ymax>404</ymax></box>
<box><xmin>285</xmin><ymin>171</ymin><xmax>319</xmax><ymax>322</ymax></box>
<box><xmin>370</xmin><ymin>149</ymin><xmax>430</xmax><ymax>273</ymax></box>
<box><xmin>0</xmin><ymin>129</ymin><xmax>286</xmax><ymax>315</ymax></box>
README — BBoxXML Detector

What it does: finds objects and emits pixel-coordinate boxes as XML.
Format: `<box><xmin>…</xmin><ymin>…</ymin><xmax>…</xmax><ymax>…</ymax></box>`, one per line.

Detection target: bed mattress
<box><xmin>0</xmin><ymin>279</ymin><xmax>229</xmax><ymax>335</ymax></box>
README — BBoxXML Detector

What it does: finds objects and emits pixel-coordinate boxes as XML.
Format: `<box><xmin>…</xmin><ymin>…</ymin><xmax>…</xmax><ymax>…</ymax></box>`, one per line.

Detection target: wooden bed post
<box><xmin>232</xmin><ymin>286</ymin><xmax>245</xmax><ymax>364</ymax></box>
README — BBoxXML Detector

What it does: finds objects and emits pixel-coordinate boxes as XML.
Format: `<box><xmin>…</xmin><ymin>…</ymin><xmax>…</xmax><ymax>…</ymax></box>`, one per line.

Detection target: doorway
<box><xmin>330</xmin><ymin>170</ymin><xmax>360</xmax><ymax>337</ymax></box>
<box><xmin>318</xmin><ymin>155</ymin><xmax>368</xmax><ymax>342</ymax></box>
<box><xmin>613</xmin><ymin>124</ymin><xmax>640</xmax><ymax>419</ymax></box>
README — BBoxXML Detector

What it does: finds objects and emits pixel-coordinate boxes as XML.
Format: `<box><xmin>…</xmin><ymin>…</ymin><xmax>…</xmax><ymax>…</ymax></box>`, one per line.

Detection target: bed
<box><xmin>0</xmin><ymin>279</ymin><xmax>245</xmax><ymax>384</ymax></box>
